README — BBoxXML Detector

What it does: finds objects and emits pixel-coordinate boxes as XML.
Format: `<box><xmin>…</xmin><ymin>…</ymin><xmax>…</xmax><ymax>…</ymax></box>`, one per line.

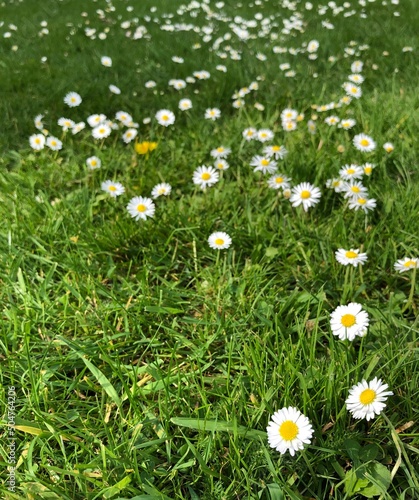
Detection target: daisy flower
<box><xmin>58</xmin><ymin>117</ymin><xmax>75</xmax><ymax>131</ymax></box>
<box><xmin>151</xmin><ymin>183</ymin><xmax>172</xmax><ymax>199</ymax></box>
<box><xmin>325</xmin><ymin>115</ymin><xmax>340</xmax><ymax>126</ymax></box>
<box><xmin>87</xmin><ymin>114</ymin><xmax>106</xmax><ymax>127</ymax></box>
<box><xmin>290</xmin><ymin>183</ymin><xmax>321</xmax><ymax>211</ymax></box>
<box><xmin>383</xmin><ymin>142</ymin><xmax>394</xmax><ymax>153</ymax></box>
<box><xmin>267</xmin><ymin>174</ymin><xmax>291</xmax><ymax>190</ymax></box>
<box><xmin>145</xmin><ymin>80</ymin><xmax>157</xmax><ymax>89</ymax></box>
<box><xmin>330</xmin><ymin>302</ymin><xmax>369</xmax><ymax>341</ymax></box>
<box><xmin>339</xmin><ymin>119</ymin><xmax>356</xmax><ymax>130</ymax></box>
<box><xmin>115</xmin><ymin>111</ymin><xmax>133</xmax><ymax>124</ymax></box>
<box><xmin>101</xmin><ymin>56</ymin><xmax>112</xmax><ymax>67</ymax></box>
<box><xmin>34</xmin><ymin>114</ymin><xmax>44</xmax><ymax>130</ymax></box>
<box><xmin>214</xmin><ymin>159</ymin><xmax>229</xmax><ymax>171</ymax></box>
<box><xmin>335</xmin><ymin>248</ymin><xmax>368</xmax><ymax>267</ymax></box>
<box><xmin>348</xmin><ymin>74</ymin><xmax>364</xmax><ymax>84</ymax></box>
<box><xmin>205</xmin><ymin>108</ymin><xmax>221</xmax><ymax>121</ymax></box>
<box><xmin>263</xmin><ymin>145</ymin><xmax>288</xmax><ymax>160</ymax></box>
<box><xmin>343</xmin><ymin>181</ymin><xmax>368</xmax><ymax>199</ymax></box>
<box><xmin>64</xmin><ymin>91</ymin><xmax>82</xmax><ymax>107</ymax></box>
<box><xmin>101</xmin><ymin>180</ymin><xmax>125</xmax><ymax>197</ymax></box>
<box><xmin>208</xmin><ymin>232</ymin><xmax>232</xmax><ymax>250</ymax></box>
<box><xmin>283</xmin><ymin>120</ymin><xmax>297</xmax><ymax>132</ymax></box>
<box><xmin>348</xmin><ymin>197</ymin><xmax>377</xmax><ymax>212</ymax></box>
<box><xmin>326</xmin><ymin>178</ymin><xmax>345</xmax><ymax>192</ymax></box>
<box><xmin>257</xmin><ymin>129</ymin><xmax>274</xmax><ymax>142</ymax></box>
<box><xmin>72</xmin><ymin>122</ymin><xmax>86</xmax><ymax>134</ymax></box>
<box><xmin>363</xmin><ymin>163</ymin><xmax>375</xmax><ymax>176</ymax></box>
<box><xmin>46</xmin><ymin>136</ymin><xmax>63</xmax><ymax>151</ymax></box>
<box><xmin>109</xmin><ymin>84</ymin><xmax>121</xmax><ymax>94</ymax></box>
<box><xmin>250</xmin><ymin>156</ymin><xmax>278</xmax><ymax>175</ymax></box>
<box><xmin>353</xmin><ymin>133</ymin><xmax>376</xmax><ymax>153</ymax></box>
<box><xmin>394</xmin><ymin>257</ymin><xmax>419</xmax><ymax>273</ymax></box>
<box><xmin>339</xmin><ymin>164</ymin><xmax>364</xmax><ymax>180</ymax></box>
<box><xmin>127</xmin><ymin>196</ymin><xmax>155</xmax><ymax>221</ymax></box>
<box><xmin>307</xmin><ymin>120</ymin><xmax>317</xmax><ymax>134</ymax></box>
<box><xmin>156</xmin><ymin>109</ymin><xmax>175</xmax><ymax>127</ymax></box>
<box><xmin>122</xmin><ymin>128</ymin><xmax>137</xmax><ymax>143</ymax></box>
<box><xmin>242</xmin><ymin>127</ymin><xmax>257</xmax><ymax>141</ymax></box>
<box><xmin>267</xmin><ymin>407</ymin><xmax>313</xmax><ymax>456</ymax></box>
<box><xmin>351</xmin><ymin>61</ymin><xmax>363</xmax><ymax>73</ymax></box>
<box><xmin>193</xmin><ymin>166</ymin><xmax>219</xmax><ymax>190</ymax></box>
<box><xmin>281</xmin><ymin>109</ymin><xmax>298</xmax><ymax>122</ymax></box>
<box><xmin>29</xmin><ymin>133</ymin><xmax>45</xmax><ymax>150</ymax></box>
<box><xmin>211</xmin><ymin>146</ymin><xmax>231</xmax><ymax>159</ymax></box>
<box><xmin>346</xmin><ymin>378</ymin><xmax>393</xmax><ymax>421</ymax></box>
<box><xmin>344</xmin><ymin>83</ymin><xmax>362</xmax><ymax>99</ymax></box>
<box><xmin>86</xmin><ymin>156</ymin><xmax>101</xmax><ymax>170</ymax></box>
<box><xmin>92</xmin><ymin>124</ymin><xmax>112</xmax><ymax>139</ymax></box>
<box><xmin>179</xmin><ymin>98</ymin><xmax>192</xmax><ymax>111</ymax></box>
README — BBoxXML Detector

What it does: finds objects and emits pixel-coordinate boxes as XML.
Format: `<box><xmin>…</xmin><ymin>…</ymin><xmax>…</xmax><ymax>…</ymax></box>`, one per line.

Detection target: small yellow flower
<box><xmin>135</xmin><ymin>141</ymin><xmax>158</xmax><ymax>155</ymax></box>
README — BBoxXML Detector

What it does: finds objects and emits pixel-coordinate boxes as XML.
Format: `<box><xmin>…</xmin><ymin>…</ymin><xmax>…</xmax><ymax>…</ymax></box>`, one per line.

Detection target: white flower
<box><xmin>214</xmin><ymin>159</ymin><xmax>229</xmax><ymax>170</ymax></box>
<box><xmin>330</xmin><ymin>302</ymin><xmax>369</xmax><ymax>341</ymax></box>
<box><xmin>92</xmin><ymin>123</ymin><xmax>112</xmax><ymax>139</ymax></box>
<box><xmin>72</xmin><ymin>122</ymin><xmax>86</xmax><ymax>134</ymax></box>
<box><xmin>205</xmin><ymin>108</ymin><xmax>221</xmax><ymax>121</ymax></box>
<box><xmin>339</xmin><ymin>164</ymin><xmax>364</xmax><ymax>180</ymax></box>
<box><xmin>211</xmin><ymin>146</ymin><xmax>231</xmax><ymax>159</ymax></box>
<box><xmin>339</xmin><ymin>119</ymin><xmax>356</xmax><ymax>130</ymax></box>
<box><xmin>250</xmin><ymin>155</ymin><xmax>278</xmax><ymax>175</ymax></box>
<box><xmin>267</xmin><ymin>407</ymin><xmax>313</xmax><ymax>456</ymax></box>
<box><xmin>109</xmin><ymin>84</ymin><xmax>121</xmax><ymax>94</ymax></box>
<box><xmin>122</xmin><ymin>128</ymin><xmax>137</xmax><ymax>143</ymax></box>
<box><xmin>34</xmin><ymin>114</ymin><xmax>44</xmax><ymax>130</ymax></box>
<box><xmin>101</xmin><ymin>180</ymin><xmax>125</xmax><ymax>197</ymax></box>
<box><xmin>346</xmin><ymin>378</ymin><xmax>393</xmax><ymax>421</ymax></box>
<box><xmin>348</xmin><ymin>197</ymin><xmax>377</xmax><ymax>212</ymax></box>
<box><xmin>58</xmin><ymin>117</ymin><xmax>75</xmax><ymax>131</ymax></box>
<box><xmin>86</xmin><ymin>156</ymin><xmax>101</xmax><ymax>170</ymax></box>
<box><xmin>257</xmin><ymin>129</ymin><xmax>274</xmax><ymax>142</ymax></box>
<box><xmin>267</xmin><ymin>174</ymin><xmax>291</xmax><ymax>190</ymax></box>
<box><xmin>281</xmin><ymin>109</ymin><xmax>298</xmax><ymax>121</ymax></box>
<box><xmin>242</xmin><ymin>127</ymin><xmax>257</xmax><ymax>141</ymax></box>
<box><xmin>263</xmin><ymin>145</ymin><xmax>288</xmax><ymax>160</ymax></box>
<box><xmin>29</xmin><ymin>134</ymin><xmax>45</xmax><ymax>150</ymax></box>
<box><xmin>115</xmin><ymin>111</ymin><xmax>133</xmax><ymax>124</ymax></box>
<box><xmin>325</xmin><ymin>115</ymin><xmax>340</xmax><ymax>126</ymax></box>
<box><xmin>64</xmin><ymin>91</ymin><xmax>82</xmax><ymax>107</ymax></box>
<box><xmin>290</xmin><ymin>182</ymin><xmax>321</xmax><ymax>211</ymax></box>
<box><xmin>208</xmin><ymin>232</ymin><xmax>232</xmax><ymax>250</ymax></box>
<box><xmin>101</xmin><ymin>56</ymin><xmax>112</xmax><ymax>67</ymax></box>
<box><xmin>335</xmin><ymin>249</ymin><xmax>368</xmax><ymax>267</ymax></box>
<box><xmin>193</xmin><ymin>166</ymin><xmax>219</xmax><ymax>190</ymax></box>
<box><xmin>344</xmin><ymin>83</ymin><xmax>362</xmax><ymax>99</ymax></box>
<box><xmin>87</xmin><ymin>114</ymin><xmax>107</xmax><ymax>127</ymax></box>
<box><xmin>383</xmin><ymin>142</ymin><xmax>394</xmax><ymax>153</ymax></box>
<box><xmin>127</xmin><ymin>196</ymin><xmax>155</xmax><ymax>220</ymax></box>
<box><xmin>46</xmin><ymin>136</ymin><xmax>62</xmax><ymax>151</ymax></box>
<box><xmin>394</xmin><ymin>257</ymin><xmax>419</xmax><ymax>273</ymax></box>
<box><xmin>179</xmin><ymin>98</ymin><xmax>192</xmax><ymax>111</ymax></box>
<box><xmin>353</xmin><ymin>133</ymin><xmax>376</xmax><ymax>152</ymax></box>
<box><xmin>156</xmin><ymin>109</ymin><xmax>175</xmax><ymax>127</ymax></box>
<box><xmin>342</xmin><ymin>181</ymin><xmax>368</xmax><ymax>199</ymax></box>
<box><xmin>151</xmin><ymin>183</ymin><xmax>172</xmax><ymax>199</ymax></box>
<box><xmin>145</xmin><ymin>80</ymin><xmax>157</xmax><ymax>88</ymax></box>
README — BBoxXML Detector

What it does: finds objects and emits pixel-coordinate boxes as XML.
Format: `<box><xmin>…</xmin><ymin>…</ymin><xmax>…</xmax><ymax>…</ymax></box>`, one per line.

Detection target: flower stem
<box><xmin>403</xmin><ymin>266</ymin><xmax>417</xmax><ymax>312</ymax></box>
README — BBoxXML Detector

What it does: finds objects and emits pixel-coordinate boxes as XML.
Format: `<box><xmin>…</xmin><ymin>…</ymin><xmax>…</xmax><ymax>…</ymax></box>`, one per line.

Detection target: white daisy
<box><xmin>290</xmin><ymin>182</ymin><xmax>321</xmax><ymax>211</ymax></box>
<box><xmin>383</xmin><ymin>142</ymin><xmax>394</xmax><ymax>153</ymax></box>
<box><xmin>101</xmin><ymin>180</ymin><xmax>125</xmax><ymax>197</ymax></box>
<box><xmin>127</xmin><ymin>196</ymin><xmax>155</xmax><ymax>221</ymax></box>
<box><xmin>101</xmin><ymin>56</ymin><xmax>112</xmax><ymax>67</ymax></box>
<box><xmin>87</xmin><ymin>114</ymin><xmax>107</xmax><ymax>127</ymax></box>
<box><xmin>345</xmin><ymin>378</ymin><xmax>393</xmax><ymax>421</ymax></box>
<box><xmin>72</xmin><ymin>122</ymin><xmax>86</xmax><ymax>134</ymax></box>
<box><xmin>335</xmin><ymin>249</ymin><xmax>368</xmax><ymax>267</ymax></box>
<box><xmin>193</xmin><ymin>166</ymin><xmax>219</xmax><ymax>190</ymax></box>
<box><xmin>151</xmin><ymin>183</ymin><xmax>172</xmax><ymax>199</ymax></box>
<box><xmin>348</xmin><ymin>74</ymin><xmax>364</xmax><ymax>84</ymax></box>
<box><xmin>344</xmin><ymin>83</ymin><xmax>362</xmax><ymax>99</ymax></box>
<box><xmin>29</xmin><ymin>133</ymin><xmax>45</xmax><ymax>150</ymax></box>
<box><xmin>242</xmin><ymin>127</ymin><xmax>257</xmax><ymax>141</ymax></box>
<box><xmin>210</xmin><ymin>146</ymin><xmax>231</xmax><ymax>159</ymax></box>
<box><xmin>394</xmin><ymin>257</ymin><xmax>419</xmax><ymax>273</ymax></box>
<box><xmin>281</xmin><ymin>109</ymin><xmax>298</xmax><ymax>121</ymax></box>
<box><xmin>267</xmin><ymin>174</ymin><xmax>291</xmax><ymax>190</ymax></box>
<box><xmin>34</xmin><ymin>114</ymin><xmax>44</xmax><ymax>130</ymax></box>
<box><xmin>339</xmin><ymin>119</ymin><xmax>356</xmax><ymax>130</ymax></box>
<box><xmin>267</xmin><ymin>407</ymin><xmax>313</xmax><ymax>456</ymax></box>
<box><xmin>109</xmin><ymin>84</ymin><xmax>121</xmax><ymax>94</ymax></box>
<box><xmin>58</xmin><ymin>117</ymin><xmax>75</xmax><ymax>131</ymax></box>
<box><xmin>330</xmin><ymin>302</ymin><xmax>369</xmax><ymax>341</ymax></box>
<box><xmin>257</xmin><ymin>129</ymin><xmax>274</xmax><ymax>142</ymax></box>
<box><xmin>339</xmin><ymin>164</ymin><xmax>364</xmax><ymax>180</ymax></box>
<box><xmin>250</xmin><ymin>156</ymin><xmax>277</xmax><ymax>175</ymax></box>
<box><xmin>363</xmin><ymin>163</ymin><xmax>376</xmax><ymax>176</ymax></box>
<box><xmin>353</xmin><ymin>133</ymin><xmax>376</xmax><ymax>152</ymax></box>
<box><xmin>86</xmin><ymin>156</ymin><xmax>101</xmax><ymax>170</ymax></box>
<box><xmin>348</xmin><ymin>197</ymin><xmax>377</xmax><ymax>212</ymax></box>
<box><xmin>179</xmin><ymin>98</ymin><xmax>192</xmax><ymax>111</ymax></box>
<box><xmin>115</xmin><ymin>111</ymin><xmax>133</xmax><ymax>124</ymax></box>
<box><xmin>214</xmin><ymin>159</ymin><xmax>229</xmax><ymax>171</ymax></box>
<box><xmin>208</xmin><ymin>232</ymin><xmax>232</xmax><ymax>250</ymax></box>
<box><xmin>326</xmin><ymin>178</ymin><xmax>345</xmax><ymax>192</ymax></box>
<box><xmin>342</xmin><ymin>181</ymin><xmax>368</xmax><ymax>199</ymax></box>
<box><xmin>122</xmin><ymin>128</ymin><xmax>137</xmax><ymax>143</ymax></box>
<box><xmin>263</xmin><ymin>145</ymin><xmax>288</xmax><ymax>160</ymax></box>
<box><xmin>204</xmin><ymin>108</ymin><xmax>221</xmax><ymax>121</ymax></box>
<box><xmin>46</xmin><ymin>136</ymin><xmax>62</xmax><ymax>151</ymax></box>
<box><xmin>325</xmin><ymin>115</ymin><xmax>340</xmax><ymax>126</ymax></box>
<box><xmin>64</xmin><ymin>91</ymin><xmax>82</xmax><ymax>107</ymax></box>
<box><xmin>92</xmin><ymin>124</ymin><xmax>112</xmax><ymax>139</ymax></box>
<box><xmin>282</xmin><ymin>120</ymin><xmax>297</xmax><ymax>132</ymax></box>
<box><xmin>156</xmin><ymin>109</ymin><xmax>175</xmax><ymax>127</ymax></box>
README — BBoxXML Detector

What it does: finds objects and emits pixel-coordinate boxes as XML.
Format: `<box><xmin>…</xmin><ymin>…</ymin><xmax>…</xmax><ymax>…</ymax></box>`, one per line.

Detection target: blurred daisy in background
<box><xmin>29</xmin><ymin>133</ymin><xmax>45</xmax><ymax>150</ymax></box>
<box><xmin>64</xmin><ymin>91</ymin><xmax>82</xmax><ymax>107</ymax></box>
<box><xmin>86</xmin><ymin>156</ymin><xmax>101</xmax><ymax>170</ymax></box>
<box><xmin>151</xmin><ymin>183</ymin><xmax>172</xmax><ymax>199</ymax></box>
<box><xmin>101</xmin><ymin>180</ymin><xmax>125</xmax><ymax>197</ymax></box>
<box><xmin>208</xmin><ymin>231</ymin><xmax>232</xmax><ymax>250</ymax></box>
<box><xmin>353</xmin><ymin>133</ymin><xmax>376</xmax><ymax>152</ymax></box>
<box><xmin>156</xmin><ymin>109</ymin><xmax>175</xmax><ymax>126</ymax></box>
<box><xmin>394</xmin><ymin>257</ymin><xmax>418</xmax><ymax>273</ymax></box>
<box><xmin>335</xmin><ymin>248</ymin><xmax>368</xmax><ymax>267</ymax></box>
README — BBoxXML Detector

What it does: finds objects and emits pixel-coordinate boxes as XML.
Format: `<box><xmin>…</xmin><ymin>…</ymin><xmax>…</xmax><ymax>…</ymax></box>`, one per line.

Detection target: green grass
<box><xmin>1</xmin><ymin>0</ymin><xmax>419</xmax><ymax>498</ymax></box>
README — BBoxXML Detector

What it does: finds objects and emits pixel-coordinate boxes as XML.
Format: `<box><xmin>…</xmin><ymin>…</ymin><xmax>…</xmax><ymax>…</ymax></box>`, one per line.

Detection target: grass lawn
<box><xmin>0</xmin><ymin>0</ymin><xmax>418</xmax><ymax>498</ymax></box>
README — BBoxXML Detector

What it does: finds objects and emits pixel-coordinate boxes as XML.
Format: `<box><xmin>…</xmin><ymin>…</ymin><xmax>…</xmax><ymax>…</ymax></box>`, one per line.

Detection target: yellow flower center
<box><xmin>158</xmin><ymin>188</ymin><xmax>165</xmax><ymax>194</ymax></box>
<box><xmin>279</xmin><ymin>420</ymin><xmax>299</xmax><ymax>441</ymax></box>
<box><xmin>275</xmin><ymin>177</ymin><xmax>283</xmax><ymax>184</ymax></box>
<box><xmin>333</xmin><ymin>180</ymin><xmax>340</xmax><ymax>187</ymax></box>
<box><xmin>217</xmin><ymin>147</ymin><xmax>224</xmax><ymax>153</ymax></box>
<box><xmin>346</xmin><ymin>168</ymin><xmax>355</xmax><ymax>175</ymax></box>
<box><xmin>286</xmin><ymin>122</ymin><xmax>294</xmax><ymax>129</ymax></box>
<box><xmin>201</xmin><ymin>173</ymin><xmax>211</xmax><ymax>180</ymax></box>
<box><xmin>137</xmin><ymin>204</ymin><xmax>146</xmax><ymax>212</ymax></box>
<box><xmin>345</xmin><ymin>251</ymin><xmax>358</xmax><ymax>259</ymax></box>
<box><xmin>35</xmin><ymin>138</ymin><xmax>41</xmax><ymax>144</ymax></box>
<box><xmin>108</xmin><ymin>186</ymin><xmax>117</xmax><ymax>192</ymax></box>
<box><xmin>215</xmin><ymin>238</ymin><xmax>224</xmax><ymax>246</ymax></box>
<box><xmin>360</xmin><ymin>139</ymin><xmax>370</xmax><ymax>147</ymax></box>
<box><xmin>351</xmin><ymin>186</ymin><xmax>360</xmax><ymax>193</ymax></box>
<box><xmin>272</xmin><ymin>145</ymin><xmax>280</xmax><ymax>151</ymax></box>
<box><xmin>341</xmin><ymin>314</ymin><xmax>356</xmax><ymax>327</ymax></box>
<box><xmin>364</xmin><ymin>167</ymin><xmax>372</xmax><ymax>174</ymax></box>
<box><xmin>261</xmin><ymin>159</ymin><xmax>270</xmax><ymax>166</ymax></box>
<box><xmin>301</xmin><ymin>190</ymin><xmax>311</xmax><ymax>199</ymax></box>
<box><xmin>217</xmin><ymin>163</ymin><xmax>224</xmax><ymax>169</ymax></box>
<box><xmin>91</xmin><ymin>160</ymin><xmax>97</xmax><ymax>166</ymax></box>
<box><xmin>51</xmin><ymin>141</ymin><xmax>56</xmax><ymax>146</ymax></box>
<box><xmin>162</xmin><ymin>115</ymin><xmax>169</xmax><ymax>121</ymax></box>
<box><xmin>350</xmin><ymin>87</ymin><xmax>357</xmax><ymax>93</ymax></box>
<box><xmin>359</xmin><ymin>388</ymin><xmax>376</xmax><ymax>405</ymax></box>
<box><xmin>358</xmin><ymin>198</ymin><xmax>367</xmax><ymax>205</ymax></box>
<box><xmin>260</xmin><ymin>133</ymin><xmax>267</xmax><ymax>138</ymax></box>
<box><xmin>71</xmin><ymin>97</ymin><xmax>76</xmax><ymax>102</ymax></box>
<box><xmin>99</xmin><ymin>128</ymin><xmax>105</xmax><ymax>134</ymax></box>
<box><xmin>403</xmin><ymin>260</ymin><xmax>416</xmax><ymax>267</ymax></box>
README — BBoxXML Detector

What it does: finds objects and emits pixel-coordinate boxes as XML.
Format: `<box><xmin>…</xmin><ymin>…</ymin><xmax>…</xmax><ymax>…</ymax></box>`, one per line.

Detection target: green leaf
<box><xmin>344</xmin><ymin>438</ymin><xmax>361</xmax><ymax>462</ymax></box>
<box><xmin>361</xmin><ymin>462</ymin><xmax>391</xmax><ymax>498</ymax></box>
<box><xmin>359</xmin><ymin>444</ymin><xmax>379</xmax><ymax>463</ymax></box>
<box><xmin>265</xmin><ymin>483</ymin><xmax>285</xmax><ymax>500</ymax></box>
<box><xmin>265</xmin><ymin>247</ymin><xmax>279</xmax><ymax>258</ymax></box>
<box><xmin>102</xmin><ymin>475</ymin><xmax>132</xmax><ymax>499</ymax></box>
<box><xmin>344</xmin><ymin>469</ymin><xmax>369</xmax><ymax>496</ymax></box>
